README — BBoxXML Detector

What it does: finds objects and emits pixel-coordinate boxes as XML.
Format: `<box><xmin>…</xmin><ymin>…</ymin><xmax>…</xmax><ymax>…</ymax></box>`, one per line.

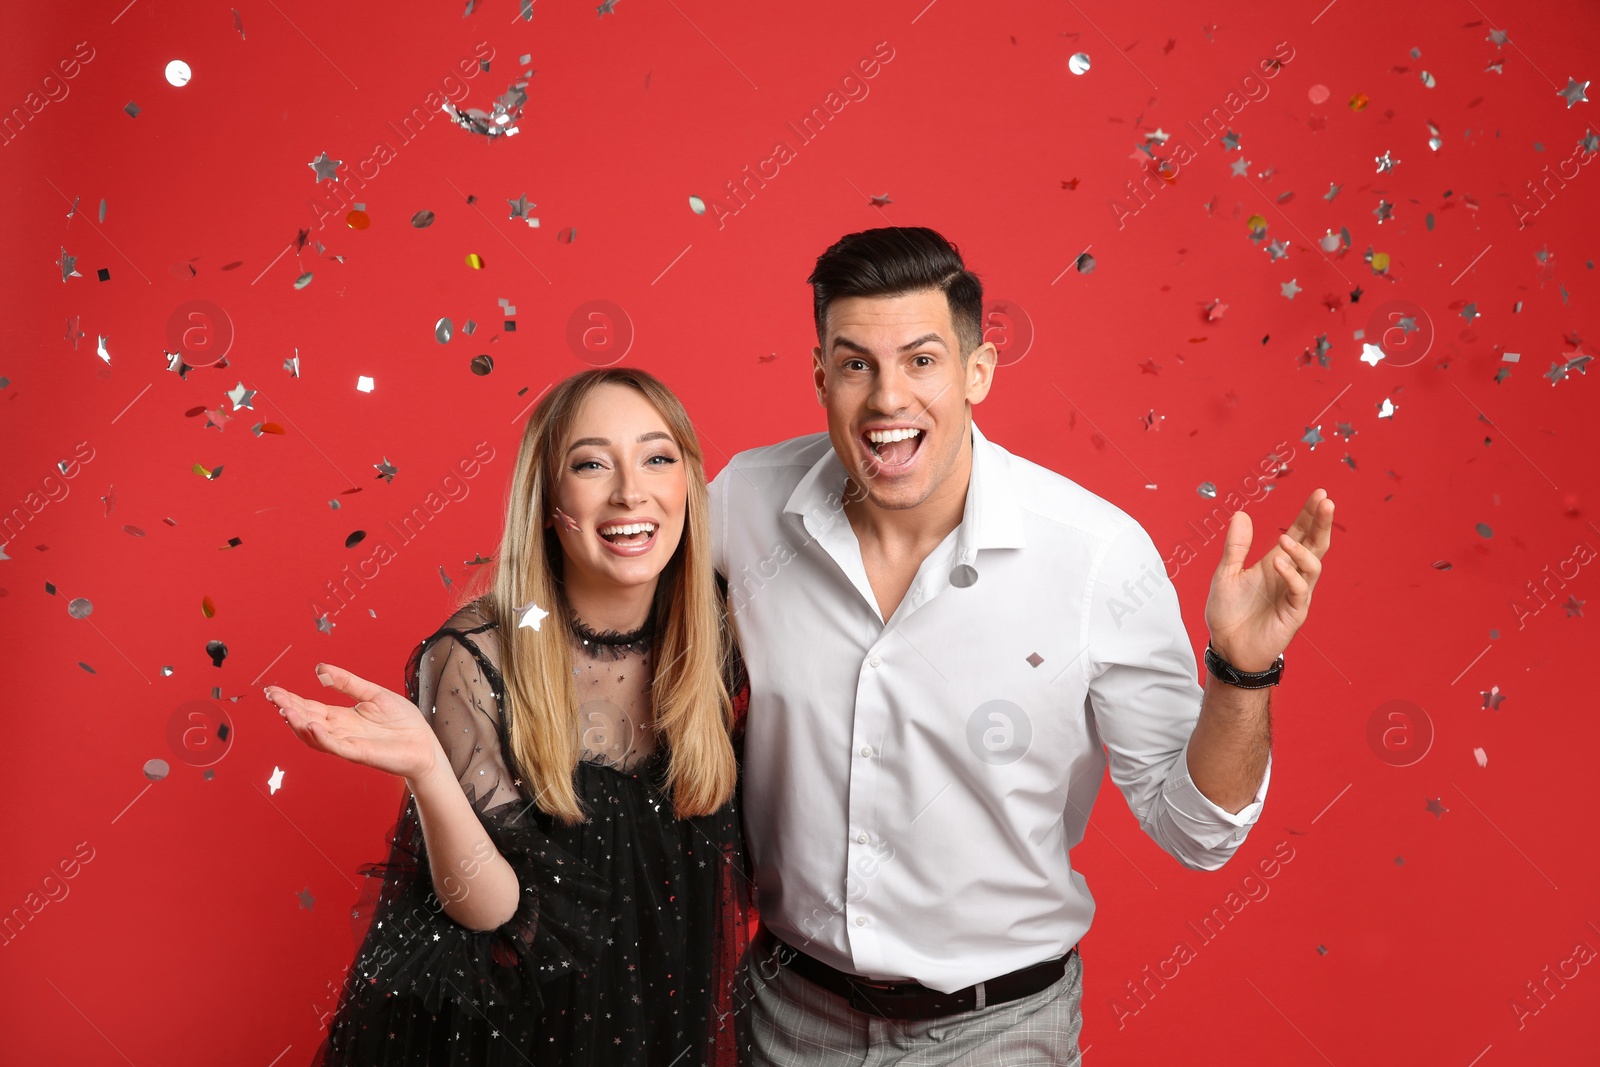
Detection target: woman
<box><xmin>265</xmin><ymin>368</ymin><xmax>754</xmax><ymax>1065</ymax></box>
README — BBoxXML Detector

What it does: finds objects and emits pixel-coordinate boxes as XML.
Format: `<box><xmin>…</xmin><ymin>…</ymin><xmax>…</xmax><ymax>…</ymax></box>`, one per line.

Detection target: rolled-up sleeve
<box><xmin>1085</xmin><ymin>518</ymin><xmax>1270</xmax><ymax>871</ymax></box>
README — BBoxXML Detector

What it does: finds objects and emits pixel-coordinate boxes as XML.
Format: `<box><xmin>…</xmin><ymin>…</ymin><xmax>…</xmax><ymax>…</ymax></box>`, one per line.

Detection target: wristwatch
<box><xmin>1204</xmin><ymin>641</ymin><xmax>1284</xmax><ymax>689</ymax></box>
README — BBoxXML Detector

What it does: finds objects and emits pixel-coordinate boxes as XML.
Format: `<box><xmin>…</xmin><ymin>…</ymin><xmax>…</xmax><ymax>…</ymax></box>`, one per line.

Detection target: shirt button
<box><xmin>868</xmin><ymin>656</ymin><xmax>882</xmax><ymax>668</ymax></box>
<box><xmin>859</xmin><ymin>744</ymin><xmax>873</xmax><ymax>758</ymax></box>
<box><xmin>856</xmin><ymin>832</ymin><xmax>869</xmax><ymax>844</ymax></box>
<box><xmin>855</xmin><ymin>916</ymin><xmax>867</xmax><ymax>926</ymax></box>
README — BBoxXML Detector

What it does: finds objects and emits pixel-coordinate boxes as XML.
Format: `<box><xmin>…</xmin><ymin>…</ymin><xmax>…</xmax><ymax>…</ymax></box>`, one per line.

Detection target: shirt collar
<box><xmin>782</xmin><ymin>420</ymin><xmax>1027</xmax><ymax>556</ymax></box>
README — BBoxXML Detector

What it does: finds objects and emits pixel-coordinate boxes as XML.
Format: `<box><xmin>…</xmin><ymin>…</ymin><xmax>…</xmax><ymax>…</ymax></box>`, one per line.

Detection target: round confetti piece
<box><xmin>465</xmin><ymin>253</ymin><xmax>484</xmax><ymax>269</ymax></box>
<box><xmin>1246</xmin><ymin>214</ymin><xmax>1267</xmax><ymax>232</ymax></box>
<box><xmin>688</xmin><ymin>196</ymin><xmax>706</xmax><ymax>215</ymax></box>
<box><xmin>202</xmin><ymin>595</ymin><xmax>216</xmax><ymax>618</ymax></box>
<box><xmin>1308</xmin><ymin>83</ymin><xmax>1329</xmax><ymax>104</ymax></box>
<box><xmin>346</xmin><ymin>530</ymin><xmax>367</xmax><ymax>549</ymax></box>
<box><xmin>68</xmin><ymin>597</ymin><xmax>93</xmax><ymax>619</ymax></box>
<box><xmin>1370</xmin><ymin>251</ymin><xmax>1391</xmax><ymax>273</ymax></box>
<box><xmin>346</xmin><ymin>209</ymin><xmax>370</xmax><ymax>230</ymax></box>
<box><xmin>1348</xmin><ymin>92</ymin><xmax>1369</xmax><ymax>111</ymax></box>
<box><xmin>293</xmin><ymin>271</ymin><xmax>313</xmax><ymax>289</ymax></box>
<box><xmin>410</xmin><ymin>209</ymin><xmax>435</xmax><ymax>228</ymax></box>
<box><xmin>950</xmin><ymin>563</ymin><xmax>979</xmax><ymax>588</ymax></box>
<box><xmin>1475</xmin><ymin>523</ymin><xmax>1493</xmax><ymax>538</ymax></box>
<box><xmin>164</xmin><ymin>60</ymin><xmax>191</xmax><ymax>87</ymax></box>
<box><xmin>1074</xmin><ymin>252</ymin><xmax>1095</xmax><ymax>274</ymax></box>
<box><xmin>144</xmin><ymin>758</ymin><xmax>171</xmax><ymax>782</ymax></box>
<box><xmin>470</xmin><ymin>354</ymin><xmax>494</xmax><ymax>376</ymax></box>
<box><xmin>558</xmin><ymin>227</ymin><xmax>577</xmax><ymax>244</ymax></box>
<box><xmin>1319</xmin><ymin>232</ymin><xmax>1341</xmax><ymax>253</ymax></box>
<box><xmin>1068</xmin><ymin>52</ymin><xmax>1091</xmax><ymax>76</ymax></box>
<box><xmin>435</xmin><ymin>317</ymin><xmax>453</xmax><ymax>344</ymax></box>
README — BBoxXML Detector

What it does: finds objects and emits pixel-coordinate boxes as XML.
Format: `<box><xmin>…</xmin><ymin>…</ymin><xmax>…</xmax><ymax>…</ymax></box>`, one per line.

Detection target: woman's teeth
<box><xmin>599</xmin><ymin>522</ymin><xmax>656</xmax><ymax>543</ymax></box>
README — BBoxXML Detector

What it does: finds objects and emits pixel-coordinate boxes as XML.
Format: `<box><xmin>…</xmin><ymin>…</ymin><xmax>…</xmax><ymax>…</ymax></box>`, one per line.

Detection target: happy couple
<box><xmin>267</xmin><ymin>225</ymin><xmax>1333</xmax><ymax>1066</ymax></box>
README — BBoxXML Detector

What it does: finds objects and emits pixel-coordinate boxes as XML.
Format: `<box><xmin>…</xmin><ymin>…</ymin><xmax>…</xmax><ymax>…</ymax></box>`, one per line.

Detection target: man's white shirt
<box><xmin>709</xmin><ymin>421</ymin><xmax>1270</xmax><ymax>993</ymax></box>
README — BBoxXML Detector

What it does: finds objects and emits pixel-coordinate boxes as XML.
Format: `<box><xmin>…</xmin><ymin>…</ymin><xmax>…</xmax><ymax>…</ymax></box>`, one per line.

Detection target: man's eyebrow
<box><xmin>829</xmin><ymin>332</ymin><xmax>948</xmax><ymax>355</ymax></box>
<box><xmin>566</xmin><ymin>431</ymin><xmax>675</xmax><ymax>453</ymax></box>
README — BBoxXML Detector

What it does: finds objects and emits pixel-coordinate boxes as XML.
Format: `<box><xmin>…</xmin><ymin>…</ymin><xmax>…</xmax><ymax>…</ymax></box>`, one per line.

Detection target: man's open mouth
<box><xmin>864</xmin><ymin>427</ymin><xmax>925</xmax><ymax>467</ymax></box>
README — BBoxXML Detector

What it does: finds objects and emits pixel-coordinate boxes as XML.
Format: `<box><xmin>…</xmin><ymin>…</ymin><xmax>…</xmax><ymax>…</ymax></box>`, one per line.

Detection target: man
<box><xmin>708</xmin><ymin>227</ymin><xmax>1333</xmax><ymax>1065</ymax></box>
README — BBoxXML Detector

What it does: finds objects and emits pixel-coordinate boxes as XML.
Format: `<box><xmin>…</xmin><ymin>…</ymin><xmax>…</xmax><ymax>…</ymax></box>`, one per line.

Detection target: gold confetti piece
<box><xmin>465</xmin><ymin>253</ymin><xmax>484</xmax><ymax>269</ymax></box>
<box><xmin>1370</xmin><ymin>251</ymin><xmax>1391</xmax><ymax>273</ymax></box>
<box><xmin>1349</xmin><ymin>92</ymin><xmax>1369</xmax><ymax>111</ymax></box>
<box><xmin>346</xmin><ymin>209</ymin><xmax>370</xmax><ymax>229</ymax></box>
<box><xmin>192</xmin><ymin>462</ymin><xmax>214</xmax><ymax>479</ymax></box>
<box><xmin>202</xmin><ymin>595</ymin><xmax>216</xmax><ymax>618</ymax></box>
<box><xmin>259</xmin><ymin>422</ymin><xmax>286</xmax><ymax>435</ymax></box>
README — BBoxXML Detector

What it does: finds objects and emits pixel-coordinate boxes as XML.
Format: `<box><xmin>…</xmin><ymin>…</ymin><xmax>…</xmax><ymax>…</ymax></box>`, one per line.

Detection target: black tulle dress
<box><xmin>311</xmin><ymin>599</ymin><xmax>754</xmax><ymax>1066</ymax></box>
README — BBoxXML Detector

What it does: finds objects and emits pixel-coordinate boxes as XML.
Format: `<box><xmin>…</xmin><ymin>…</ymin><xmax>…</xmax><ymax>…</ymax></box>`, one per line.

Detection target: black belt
<box><xmin>773</xmin><ymin>936</ymin><xmax>1077</xmax><ymax>1021</ymax></box>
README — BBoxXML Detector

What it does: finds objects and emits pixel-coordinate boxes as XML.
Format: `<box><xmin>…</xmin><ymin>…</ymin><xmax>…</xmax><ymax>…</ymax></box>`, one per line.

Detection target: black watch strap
<box><xmin>1204</xmin><ymin>642</ymin><xmax>1284</xmax><ymax>688</ymax></box>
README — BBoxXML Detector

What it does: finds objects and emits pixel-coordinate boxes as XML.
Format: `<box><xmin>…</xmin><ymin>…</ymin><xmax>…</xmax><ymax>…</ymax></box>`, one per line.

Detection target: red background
<box><xmin>3</xmin><ymin>0</ymin><xmax>1597</xmax><ymax>1062</ymax></box>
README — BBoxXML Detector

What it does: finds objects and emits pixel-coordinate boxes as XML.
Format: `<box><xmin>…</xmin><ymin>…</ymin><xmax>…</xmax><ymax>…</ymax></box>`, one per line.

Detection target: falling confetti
<box><xmin>517</xmin><ymin>599</ymin><xmax>550</xmax><ymax>630</ymax></box>
<box><xmin>1068</xmin><ymin>52</ymin><xmax>1091</xmax><ymax>75</ymax></box>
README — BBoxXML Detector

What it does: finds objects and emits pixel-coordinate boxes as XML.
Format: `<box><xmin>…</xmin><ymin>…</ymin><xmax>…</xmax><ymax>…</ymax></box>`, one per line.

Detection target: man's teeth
<box><xmin>599</xmin><ymin>522</ymin><xmax>656</xmax><ymax>537</ymax></box>
<box><xmin>866</xmin><ymin>428</ymin><xmax>923</xmax><ymax>443</ymax></box>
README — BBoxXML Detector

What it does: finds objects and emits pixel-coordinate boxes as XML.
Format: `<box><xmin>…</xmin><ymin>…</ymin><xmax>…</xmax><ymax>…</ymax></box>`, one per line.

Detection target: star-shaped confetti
<box><xmin>268</xmin><ymin>766</ymin><xmax>286</xmax><ymax>793</ymax></box>
<box><xmin>1229</xmin><ymin>157</ymin><xmax>1251</xmax><ymax>177</ymax></box>
<box><xmin>518</xmin><ymin>599</ymin><xmax>550</xmax><ymax>630</ymax></box>
<box><xmin>507</xmin><ymin>193</ymin><xmax>537</xmax><ymax>225</ymax></box>
<box><xmin>1205</xmin><ymin>299</ymin><xmax>1227</xmax><ymax>321</ymax></box>
<box><xmin>597</xmin><ymin>0</ymin><xmax>618</xmax><ymax>13</ymax></box>
<box><xmin>298</xmin><ymin>887</ymin><xmax>316</xmax><ymax>910</ymax></box>
<box><xmin>1460</xmin><ymin>303</ymin><xmax>1479</xmax><ymax>324</ymax></box>
<box><xmin>227</xmin><ymin>382</ymin><xmax>257</xmax><ymax>410</ymax></box>
<box><xmin>1581</xmin><ymin>130</ymin><xmax>1599</xmax><ymax>154</ymax></box>
<box><xmin>1336</xmin><ymin>421</ymin><xmax>1356</xmax><ymax>439</ymax></box>
<box><xmin>1374</xmin><ymin>199</ymin><xmax>1394</xmax><ymax>223</ymax></box>
<box><xmin>308</xmin><ymin>151</ymin><xmax>342</xmax><ymax>182</ymax></box>
<box><xmin>1350</xmin><ymin>286</ymin><xmax>1363</xmax><ymax>302</ymax></box>
<box><xmin>1563</xmin><ymin>595</ymin><xmax>1585</xmax><ymax>618</ymax></box>
<box><xmin>1377</xmin><ymin>397</ymin><xmax>1398</xmax><ymax>418</ymax></box>
<box><xmin>1425</xmin><ymin>797</ymin><xmax>1448</xmax><ymax>819</ymax></box>
<box><xmin>1301</xmin><ymin>425</ymin><xmax>1324</xmax><ymax>449</ymax></box>
<box><xmin>1375</xmin><ymin>150</ymin><xmax>1399</xmax><ymax>173</ymax></box>
<box><xmin>1545</xmin><ymin>361</ymin><xmax>1569</xmax><ymax>385</ymax></box>
<box><xmin>284</xmin><ymin>350</ymin><xmax>301</xmax><ymax>377</ymax></box>
<box><xmin>1221</xmin><ymin>130</ymin><xmax>1241</xmax><ymax>151</ymax></box>
<box><xmin>1280</xmin><ymin>278</ymin><xmax>1301</xmax><ymax>299</ymax></box>
<box><xmin>1360</xmin><ymin>343</ymin><xmax>1386</xmax><ymax>366</ymax></box>
<box><xmin>374</xmin><ymin>456</ymin><xmax>398</xmax><ymax>483</ymax></box>
<box><xmin>1266</xmin><ymin>239</ymin><xmax>1289</xmax><ymax>260</ymax></box>
<box><xmin>316</xmin><ymin>613</ymin><xmax>335</xmax><ymax>634</ymax></box>
<box><xmin>1480</xmin><ymin>685</ymin><xmax>1506</xmax><ymax>711</ymax></box>
<box><xmin>1487</xmin><ymin>28</ymin><xmax>1508</xmax><ymax>47</ymax></box>
<box><xmin>57</xmin><ymin>247</ymin><xmax>81</xmax><ymax>283</ymax></box>
<box><xmin>1558</xmin><ymin>77</ymin><xmax>1589</xmax><ymax>108</ymax></box>
<box><xmin>869</xmin><ymin>193</ymin><xmax>893</xmax><ymax>206</ymax></box>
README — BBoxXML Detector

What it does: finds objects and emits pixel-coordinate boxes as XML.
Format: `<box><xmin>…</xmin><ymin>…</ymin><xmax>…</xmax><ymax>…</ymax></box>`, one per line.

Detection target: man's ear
<box><xmin>812</xmin><ymin>346</ymin><xmax>827</xmax><ymax>404</ymax></box>
<box><xmin>966</xmin><ymin>342</ymin><xmax>998</xmax><ymax>405</ymax></box>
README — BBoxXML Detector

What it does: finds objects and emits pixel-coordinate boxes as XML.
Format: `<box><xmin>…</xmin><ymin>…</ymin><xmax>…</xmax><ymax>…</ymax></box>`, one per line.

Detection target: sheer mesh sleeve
<box><xmin>704</xmin><ymin>624</ymin><xmax>758</xmax><ymax>1067</ymax></box>
<box><xmin>330</xmin><ymin>606</ymin><xmax>613</xmax><ymax>1020</ymax></box>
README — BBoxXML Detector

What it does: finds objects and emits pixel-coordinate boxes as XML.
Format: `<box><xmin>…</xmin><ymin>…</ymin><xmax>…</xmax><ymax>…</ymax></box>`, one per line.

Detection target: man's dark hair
<box><xmin>807</xmin><ymin>227</ymin><xmax>984</xmax><ymax>360</ymax></box>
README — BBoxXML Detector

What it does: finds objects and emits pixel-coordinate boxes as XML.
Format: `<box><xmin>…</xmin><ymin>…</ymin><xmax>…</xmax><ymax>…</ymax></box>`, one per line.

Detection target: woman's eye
<box><xmin>647</xmin><ymin>454</ymin><xmax>680</xmax><ymax>466</ymax></box>
<box><xmin>571</xmin><ymin>460</ymin><xmax>604</xmax><ymax>472</ymax></box>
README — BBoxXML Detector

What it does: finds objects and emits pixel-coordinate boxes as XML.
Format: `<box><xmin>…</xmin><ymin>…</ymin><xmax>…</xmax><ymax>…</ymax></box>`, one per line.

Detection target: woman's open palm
<box><xmin>266</xmin><ymin>662</ymin><xmax>441</xmax><ymax>781</ymax></box>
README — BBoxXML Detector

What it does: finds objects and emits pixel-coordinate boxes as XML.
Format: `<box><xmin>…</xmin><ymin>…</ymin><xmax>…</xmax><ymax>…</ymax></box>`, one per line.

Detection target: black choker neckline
<box><xmin>566</xmin><ymin>610</ymin><xmax>655</xmax><ymax>659</ymax></box>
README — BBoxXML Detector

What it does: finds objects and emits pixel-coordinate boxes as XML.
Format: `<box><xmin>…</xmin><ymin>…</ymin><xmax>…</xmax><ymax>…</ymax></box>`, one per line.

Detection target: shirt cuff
<box><xmin>1162</xmin><ymin>734</ymin><xmax>1271</xmax><ymax>830</ymax></box>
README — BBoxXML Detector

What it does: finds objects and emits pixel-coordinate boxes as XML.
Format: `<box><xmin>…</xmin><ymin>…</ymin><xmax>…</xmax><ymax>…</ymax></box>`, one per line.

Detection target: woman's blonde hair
<box><xmin>460</xmin><ymin>367</ymin><xmax>737</xmax><ymax>823</ymax></box>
